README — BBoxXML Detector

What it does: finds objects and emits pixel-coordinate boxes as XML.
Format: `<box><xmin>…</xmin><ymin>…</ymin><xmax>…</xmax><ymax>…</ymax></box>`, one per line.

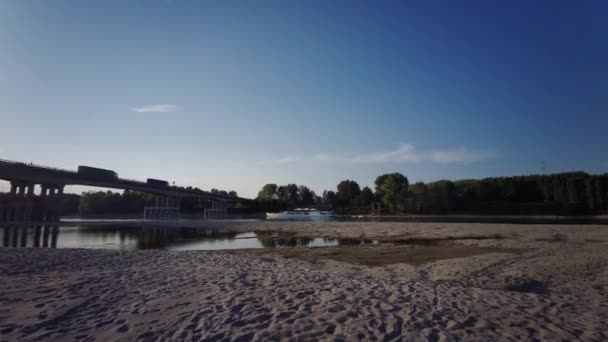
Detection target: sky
<box><xmin>1</xmin><ymin>0</ymin><xmax>607</xmax><ymax>198</ymax></box>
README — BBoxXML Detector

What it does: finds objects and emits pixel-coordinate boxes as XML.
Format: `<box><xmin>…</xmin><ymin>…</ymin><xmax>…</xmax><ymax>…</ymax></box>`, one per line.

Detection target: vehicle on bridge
<box><xmin>147</xmin><ymin>178</ymin><xmax>169</xmax><ymax>187</ymax></box>
<box><xmin>77</xmin><ymin>166</ymin><xmax>118</xmax><ymax>181</ymax></box>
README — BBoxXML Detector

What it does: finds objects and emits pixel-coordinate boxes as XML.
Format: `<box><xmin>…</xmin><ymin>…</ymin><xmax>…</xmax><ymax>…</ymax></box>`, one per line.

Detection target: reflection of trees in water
<box><xmin>257</xmin><ymin>237</ymin><xmax>277</xmax><ymax>248</ymax></box>
<box><xmin>337</xmin><ymin>238</ymin><xmax>361</xmax><ymax>246</ymax></box>
<box><xmin>336</xmin><ymin>238</ymin><xmax>374</xmax><ymax>246</ymax></box>
<box><xmin>255</xmin><ymin>231</ymin><xmax>280</xmax><ymax>248</ymax></box>
<box><xmin>254</xmin><ymin>231</ymin><xmax>314</xmax><ymax>247</ymax></box>
<box><xmin>202</xmin><ymin>229</ymin><xmax>238</xmax><ymax>239</ymax></box>
<box><xmin>73</xmin><ymin>226</ymin><xmax>159</xmax><ymax>249</ymax></box>
<box><xmin>72</xmin><ymin>226</ymin><xmax>240</xmax><ymax>250</ymax></box>
<box><xmin>1</xmin><ymin>225</ymin><xmax>337</xmax><ymax>250</ymax></box>
<box><xmin>137</xmin><ymin>228</ymin><xmax>175</xmax><ymax>249</ymax></box>
<box><xmin>139</xmin><ymin>227</ymin><xmax>243</xmax><ymax>249</ymax></box>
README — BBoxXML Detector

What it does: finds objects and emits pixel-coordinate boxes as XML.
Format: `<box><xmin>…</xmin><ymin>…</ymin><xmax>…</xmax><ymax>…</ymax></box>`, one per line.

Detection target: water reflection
<box><xmin>1</xmin><ymin>225</ymin><xmax>59</xmax><ymax>248</ymax></box>
<box><xmin>0</xmin><ymin>225</ymin><xmax>351</xmax><ymax>251</ymax></box>
<box><xmin>255</xmin><ymin>231</ymin><xmax>316</xmax><ymax>248</ymax></box>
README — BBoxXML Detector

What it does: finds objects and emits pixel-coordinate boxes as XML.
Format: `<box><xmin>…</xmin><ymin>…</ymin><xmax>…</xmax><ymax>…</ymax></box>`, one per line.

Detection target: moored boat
<box><xmin>266</xmin><ymin>208</ymin><xmax>336</xmax><ymax>219</ymax></box>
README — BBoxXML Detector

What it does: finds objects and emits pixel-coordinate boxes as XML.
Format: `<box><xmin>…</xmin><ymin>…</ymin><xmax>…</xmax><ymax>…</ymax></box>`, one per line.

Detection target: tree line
<box><xmin>2</xmin><ymin>170</ymin><xmax>607</xmax><ymax>216</ymax></box>
<box><xmin>256</xmin><ymin>171</ymin><xmax>608</xmax><ymax>215</ymax></box>
<box><xmin>68</xmin><ymin>189</ymin><xmax>238</xmax><ymax>216</ymax></box>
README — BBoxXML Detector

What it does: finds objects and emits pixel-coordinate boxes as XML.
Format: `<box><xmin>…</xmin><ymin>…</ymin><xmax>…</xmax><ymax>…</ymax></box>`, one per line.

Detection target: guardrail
<box><xmin>0</xmin><ymin>158</ymin><xmax>77</xmax><ymax>174</ymax></box>
<box><xmin>117</xmin><ymin>177</ymin><xmax>147</xmax><ymax>185</ymax></box>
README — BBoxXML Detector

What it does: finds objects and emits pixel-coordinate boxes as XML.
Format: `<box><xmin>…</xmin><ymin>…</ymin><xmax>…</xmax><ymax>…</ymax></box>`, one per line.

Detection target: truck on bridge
<box><xmin>77</xmin><ymin>166</ymin><xmax>118</xmax><ymax>181</ymax></box>
<box><xmin>146</xmin><ymin>178</ymin><xmax>169</xmax><ymax>187</ymax></box>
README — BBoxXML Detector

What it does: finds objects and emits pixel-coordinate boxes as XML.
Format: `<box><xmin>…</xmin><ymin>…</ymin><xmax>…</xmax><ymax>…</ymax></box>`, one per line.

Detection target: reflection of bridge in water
<box><xmin>0</xmin><ymin>159</ymin><xmax>249</xmax><ymax>224</ymax></box>
<box><xmin>0</xmin><ymin>225</ymin><xmax>354</xmax><ymax>250</ymax></box>
<box><xmin>2</xmin><ymin>225</ymin><xmax>59</xmax><ymax>248</ymax></box>
<box><xmin>0</xmin><ymin>225</ymin><xmax>241</xmax><ymax>249</ymax></box>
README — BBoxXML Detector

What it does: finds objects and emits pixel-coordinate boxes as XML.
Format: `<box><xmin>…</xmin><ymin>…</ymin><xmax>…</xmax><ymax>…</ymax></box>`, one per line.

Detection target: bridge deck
<box><xmin>0</xmin><ymin>159</ymin><xmax>247</xmax><ymax>202</ymax></box>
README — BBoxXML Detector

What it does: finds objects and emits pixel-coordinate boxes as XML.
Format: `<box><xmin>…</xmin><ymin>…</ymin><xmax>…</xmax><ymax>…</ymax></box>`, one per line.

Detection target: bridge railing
<box><xmin>0</xmin><ymin>158</ymin><xmax>77</xmax><ymax>174</ymax></box>
<box><xmin>116</xmin><ymin>177</ymin><xmax>147</xmax><ymax>185</ymax></box>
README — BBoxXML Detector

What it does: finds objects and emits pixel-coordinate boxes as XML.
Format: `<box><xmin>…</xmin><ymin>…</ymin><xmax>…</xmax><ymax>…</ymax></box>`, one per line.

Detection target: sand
<box><xmin>1</xmin><ymin>222</ymin><xmax>608</xmax><ymax>341</ymax></box>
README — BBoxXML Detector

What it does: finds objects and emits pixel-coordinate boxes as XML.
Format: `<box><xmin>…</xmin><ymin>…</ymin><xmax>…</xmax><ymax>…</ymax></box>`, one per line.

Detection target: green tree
<box><xmin>354</xmin><ymin>186</ymin><xmax>375</xmax><ymax>207</ymax></box>
<box><xmin>257</xmin><ymin>184</ymin><xmax>278</xmax><ymax>201</ymax></box>
<box><xmin>539</xmin><ymin>176</ymin><xmax>554</xmax><ymax>202</ymax></box>
<box><xmin>336</xmin><ymin>180</ymin><xmax>361</xmax><ymax>207</ymax></box>
<box><xmin>595</xmin><ymin>177</ymin><xmax>607</xmax><ymax>210</ymax></box>
<box><xmin>61</xmin><ymin>193</ymin><xmax>81</xmax><ymax>216</ymax></box>
<box><xmin>585</xmin><ymin>179</ymin><xmax>596</xmax><ymax>209</ymax></box>
<box><xmin>277</xmin><ymin>184</ymin><xmax>299</xmax><ymax>206</ymax></box>
<box><xmin>405</xmin><ymin>182</ymin><xmax>427</xmax><ymax>213</ymax></box>
<box><xmin>427</xmin><ymin>180</ymin><xmax>454</xmax><ymax>214</ymax></box>
<box><xmin>322</xmin><ymin>190</ymin><xmax>337</xmax><ymax>208</ymax></box>
<box><xmin>566</xmin><ymin>177</ymin><xmax>586</xmax><ymax>207</ymax></box>
<box><xmin>297</xmin><ymin>185</ymin><xmax>316</xmax><ymax>206</ymax></box>
<box><xmin>374</xmin><ymin>173</ymin><xmax>409</xmax><ymax>211</ymax></box>
<box><xmin>552</xmin><ymin>176</ymin><xmax>567</xmax><ymax>204</ymax></box>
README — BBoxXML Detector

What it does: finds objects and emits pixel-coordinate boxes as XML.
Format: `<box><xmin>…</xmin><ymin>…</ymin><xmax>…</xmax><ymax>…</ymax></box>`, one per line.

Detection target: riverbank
<box><xmin>55</xmin><ymin>213</ymin><xmax>608</xmax><ymax>228</ymax></box>
<box><xmin>1</xmin><ymin>222</ymin><xmax>608</xmax><ymax>340</ymax></box>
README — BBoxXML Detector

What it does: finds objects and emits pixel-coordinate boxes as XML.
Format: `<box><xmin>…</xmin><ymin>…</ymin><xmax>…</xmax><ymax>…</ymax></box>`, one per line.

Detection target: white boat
<box><xmin>266</xmin><ymin>208</ymin><xmax>336</xmax><ymax>219</ymax></box>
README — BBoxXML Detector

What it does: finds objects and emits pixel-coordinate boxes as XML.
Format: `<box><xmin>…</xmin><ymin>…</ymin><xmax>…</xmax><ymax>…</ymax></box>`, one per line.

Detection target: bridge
<box><xmin>0</xmin><ymin>158</ymin><xmax>248</xmax><ymax>224</ymax></box>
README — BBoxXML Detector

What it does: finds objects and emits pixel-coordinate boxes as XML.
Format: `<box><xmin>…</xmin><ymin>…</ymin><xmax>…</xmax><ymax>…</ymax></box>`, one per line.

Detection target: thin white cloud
<box><xmin>264</xmin><ymin>144</ymin><xmax>495</xmax><ymax>165</ymax></box>
<box><xmin>350</xmin><ymin>144</ymin><xmax>422</xmax><ymax>164</ymax></box>
<box><xmin>429</xmin><ymin>147</ymin><xmax>493</xmax><ymax>164</ymax></box>
<box><xmin>131</xmin><ymin>104</ymin><xmax>180</xmax><ymax>113</ymax></box>
<box><xmin>275</xmin><ymin>156</ymin><xmax>299</xmax><ymax>164</ymax></box>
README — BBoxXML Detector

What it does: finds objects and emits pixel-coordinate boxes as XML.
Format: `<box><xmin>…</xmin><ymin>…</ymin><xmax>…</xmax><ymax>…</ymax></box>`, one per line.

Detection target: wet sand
<box><xmin>1</xmin><ymin>222</ymin><xmax>608</xmax><ymax>341</ymax></box>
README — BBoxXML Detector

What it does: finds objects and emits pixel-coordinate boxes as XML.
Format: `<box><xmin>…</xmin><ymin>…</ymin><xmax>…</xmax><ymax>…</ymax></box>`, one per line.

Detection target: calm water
<box><xmin>0</xmin><ymin>224</ymin><xmax>366</xmax><ymax>251</ymax></box>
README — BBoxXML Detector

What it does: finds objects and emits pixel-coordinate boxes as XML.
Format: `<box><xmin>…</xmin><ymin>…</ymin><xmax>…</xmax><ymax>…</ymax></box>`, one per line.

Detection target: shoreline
<box><xmin>2</xmin><ymin>212</ymin><xmax>606</xmax><ymax>228</ymax></box>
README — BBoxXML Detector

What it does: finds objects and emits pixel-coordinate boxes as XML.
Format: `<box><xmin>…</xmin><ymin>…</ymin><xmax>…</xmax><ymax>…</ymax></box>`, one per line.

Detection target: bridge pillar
<box><xmin>2</xmin><ymin>226</ymin><xmax>9</xmax><ymax>247</ymax></box>
<box><xmin>10</xmin><ymin>226</ymin><xmax>18</xmax><ymax>247</ymax></box>
<box><xmin>0</xmin><ymin>193</ymin><xmax>6</xmax><ymax>223</ymax></box>
<box><xmin>36</xmin><ymin>185</ymin><xmax>48</xmax><ymax>222</ymax></box>
<box><xmin>32</xmin><ymin>184</ymin><xmax>64</xmax><ymax>223</ymax></box>
<box><xmin>8</xmin><ymin>181</ymin><xmax>27</xmax><ymax>223</ymax></box>
<box><xmin>23</xmin><ymin>184</ymin><xmax>35</xmax><ymax>222</ymax></box>
<box><xmin>144</xmin><ymin>195</ymin><xmax>180</xmax><ymax>220</ymax></box>
<box><xmin>204</xmin><ymin>200</ymin><xmax>228</xmax><ymax>220</ymax></box>
<box><xmin>1</xmin><ymin>182</ymin><xmax>67</xmax><ymax>224</ymax></box>
<box><xmin>49</xmin><ymin>186</ymin><xmax>63</xmax><ymax>222</ymax></box>
<box><xmin>42</xmin><ymin>224</ymin><xmax>51</xmax><ymax>247</ymax></box>
<box><xmin>45</xmin><ymin>188</ymin><xmax>55</xmax><ymax>222</ymax></box>
<box><xmin>33</xmin><ymin>225</ymin><xmax>42</xmax><ymax>247</ymax></box>
<box><xmin>5</xmin><ymin>182</ymin><xmax>17</xmax><ymax>222</ymax></box>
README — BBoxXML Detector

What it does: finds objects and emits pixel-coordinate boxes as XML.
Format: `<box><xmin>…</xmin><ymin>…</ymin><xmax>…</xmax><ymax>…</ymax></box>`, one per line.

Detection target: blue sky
<box><xmin>1</xmin><ymin>0</ymin><xmax>607</xmax><ymax>197</ymax></box>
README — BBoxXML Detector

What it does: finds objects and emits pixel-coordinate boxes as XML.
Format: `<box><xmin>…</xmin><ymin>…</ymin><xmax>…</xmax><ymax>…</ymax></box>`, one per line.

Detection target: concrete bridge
<box><xmin>0</xmin><ymin>158</ymin><xmax>248</xmax><ymax>224</ymax></box>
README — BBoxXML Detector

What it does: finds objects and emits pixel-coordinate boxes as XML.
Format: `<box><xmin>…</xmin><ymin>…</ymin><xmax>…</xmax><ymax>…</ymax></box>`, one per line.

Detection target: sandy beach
<box><xmin>1</xmin><ymin>222</ymin><xmax>608</xmax><ymax>341</ymax></box>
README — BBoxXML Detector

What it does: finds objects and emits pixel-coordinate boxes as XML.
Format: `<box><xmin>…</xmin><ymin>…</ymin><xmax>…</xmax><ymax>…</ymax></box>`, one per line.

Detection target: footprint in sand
<box><xmin>116</xmin><ymin>324</ymin><xmax>129</xmax><ymax>333</ymax></box>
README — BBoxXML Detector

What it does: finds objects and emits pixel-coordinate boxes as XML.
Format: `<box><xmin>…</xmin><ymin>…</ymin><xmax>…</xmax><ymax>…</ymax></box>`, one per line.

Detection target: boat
<box><xmin>266</xmin><ymin>208</ymin><xmax>336</xmax><ymax>219</ymax></box>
